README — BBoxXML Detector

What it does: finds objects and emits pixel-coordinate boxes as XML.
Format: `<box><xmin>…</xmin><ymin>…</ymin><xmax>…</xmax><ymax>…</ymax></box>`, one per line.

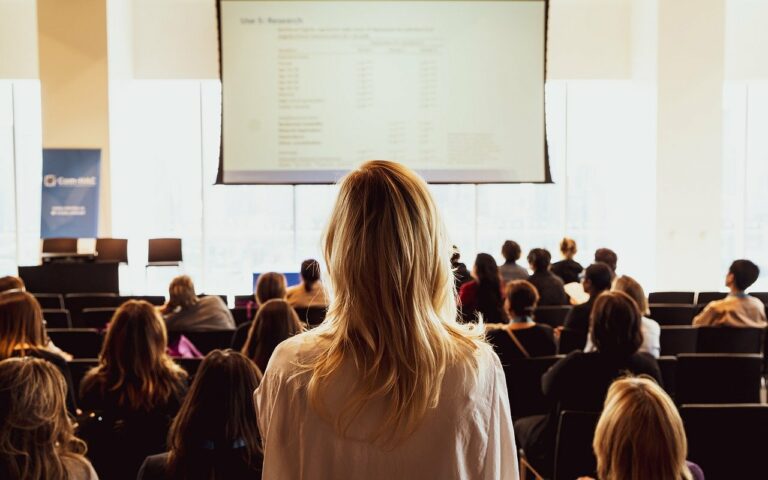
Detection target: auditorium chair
<box><xmin>94</xmin><ymin>238</ymin><xmax>128</xmax><ymax>263</ymax></box>
<box><xmin>648</xmin><ymin>291</ymin><xmax>695</xmax><ymax>304</ymax></box>
<box><xmin>234</xmin><ymin>294</ymin><xmax>254</xmax><ymax>307</ymax></box>
<box><xmin>42</xmin><ymin>237</ymin><xmax>78</xmax><ymax>254</ymax></box>
<box><xmin>553</xmin><ymin>411</ymin><xmax>600</xmax><ymax>480</ymax></box>
<box><xmin>557</xmin><ymin>327</ymin><xmax>586</xmax><ymax>354</ymax></box>
<box><xmin>648</xmin><ymin>304</ymin><xmax>698</xmax><ymax>326</ymax></box>
<box><xmin>504</xmin><ymin>355</ymin><xmax>562</xmax><ymax>419</ymax></box>
<box><xmin>657</xmin><ymin>356</ymin><xmax>677</xmax><ymax>399</ymax></box>
<box><xmin>81</xmin><ymin>308</ymin><xmax>118</xmax><ymax>330</ymax></box>
<box><xmin>294</xmin><ymin>306</ymin><xmax>327</xmax><ymax>327</ymax></box>
<box><xmin>147</xmin><ymin>237</ymin><xmax>182</xmax><ymax>266</ymax></box>
<box><xmin>33</xmin><ymin>292</ymin><xmax>64</xmax><ymax>309</ymax></box>
<box><xmin>682</xmin><ymin>404</ymin><xmax>768</xmax><ymax>480</ymax></box>
<box><xmin>174</xmin><ymin>357</ymin><xmax>203</xmax><ymax>378</ymax></box>
<box><xmin>531</xmin><ymin>306</ymin><xmax>571</xmax><ymax>329</ymax></box>
<box><xmin>696</xmin><ymin>327</ymin><xmax>765</xmax><ymax>354</ymax></box>
<box><xmin>64</xmin><ymin>293</ymin><xmax>118</xmax><ymax>326</ymax></box>
<box><xmin>230</xmin><ymin>307</ymin><xmax>251</xmax><ymax>326</ymax></box>
<box><xmin>675</xmin><ymin>354</ymin><xmax>762</xmax><ymax>404</ymax></box>
<box><xmin>695</xmin><ymin>291</ymin><xmax>728</xmax><ymax>305</ymax></box>
<box><xmin>68</xmin><ymin>358</ymin><xmax>98</xmax><ymax>394</ymax></box>
<box><xmin>43</xmin><ymin>309</ymin><xmax>72</xmax><ymax>329</ymax></box>
<box><xmin>659</xmin><ymin>326</ymin><xmax>698</xmax><ymax>356</ymax></box>
<box><xmin>168</xmin><ymin>330</ymin><xmax>235</xmax><ymax>355</ymax></box>
<box><xmin>48</xmin><ymin>329</ymin><xmax>102</xmax><ymax>358</ymax></box>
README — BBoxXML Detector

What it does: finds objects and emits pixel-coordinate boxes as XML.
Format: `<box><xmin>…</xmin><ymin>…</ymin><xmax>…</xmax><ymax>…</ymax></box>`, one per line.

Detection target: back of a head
<box><xmin>300</xmin><ymin>259</ymin><xmax>322</xmax><ymax>292</ymax></box>
<box><xmin>729</xmin><ymin>259</ymin><xmax>760</xmax><ymax>291</ymax></box>
<box><xmin>0</xmin><ymin>357</ymin><xmax>87</xmax><ymax>480</ymax></box>
<box><xmin>167</xmin><ymin>275</ymin><xmax>198</xmax><ymax>312</ymax></box>
<box><xmin>595</xmin><ymin>248</ymin><xmax>618</xmax><ymax>273</ymax></box>
<box><xmin>167</xmin><ymin>350</ymin><xmax>262</xmax><ymax>477</ymax></box>
<box><xmin>0</xmin><ymin>275</ymin><xmax>25</xmax><ymax>293</ymax></box>
<box><xmin>505</xmin><ymin>280</ymin><xmax>539</xmax><ymax>318</ymax></box>
<box><xmin>0</xmin><ymin>291</ymin><xmax>45</xmax><ymax>359</ymax></box>
<box><xmin>594</xmin><ymin>376</ymin><xmax>692</xmax><ymax>480</ymax></box>
<box><xmin>527</xmin><ymin>248</ymin><xmax>552</xmax><ymax>272</ymax></box>
<box><xmin>613</xmin><ymin>275</ymin><xmax>649</xmax><ymax>316</ymax></box>
<box><xmin>242</xmin><ymin>299</ymin><xmax>303</xmax><ymax>372</ymax></box>
<box><xmin>560</xmin><ymin>237</ymin><xmax>577</xmax><ymax>259</ymax></box>
<box><xmin>590</xmin><ymin>291</ymin><xmax>642</xmax><ymax>357</ymax></box>
<box><xmin>585</xmin><ymin>263</ymin><xmax>614</xmax><ymax>294</ymax></box>
<box><xmin>315</xmin><ymin>160</ymin><xmax>480</xmax><ymax>443</ymax></box>
<box><xmin>501</xmin><ymin>240</ymin><xmax>521</xmax><ymax>263</ymax></box>
<box><xmin>255</xmin><ymin>272</ymin><xmax>287</xmax><ymax>304</ymax></box>
<box><xmin>474</xmin><ymin>253</ymin><xmax>500</xmax><ymax>286</ymax></box>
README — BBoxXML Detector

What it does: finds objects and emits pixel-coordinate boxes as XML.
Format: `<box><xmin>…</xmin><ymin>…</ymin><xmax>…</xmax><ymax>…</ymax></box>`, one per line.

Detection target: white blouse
<box><xmin>255</xmin><ymin>332</ymin><xmax>519</xmax><ymax>480</ymax></box>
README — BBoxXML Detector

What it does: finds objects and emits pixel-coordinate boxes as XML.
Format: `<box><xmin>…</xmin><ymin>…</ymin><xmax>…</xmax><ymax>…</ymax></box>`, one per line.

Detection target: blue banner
<box><xmin>41</xmin><ymin>149</ymin><xmax>101</xmax><ymax>238</ymax></box>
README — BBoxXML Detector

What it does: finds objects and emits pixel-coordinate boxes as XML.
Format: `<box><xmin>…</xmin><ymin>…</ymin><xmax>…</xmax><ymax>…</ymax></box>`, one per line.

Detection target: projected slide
<box><xmin>219</xmin><ymin>0</ymin><xmax>547</xmax><ymax>184</ymax></box>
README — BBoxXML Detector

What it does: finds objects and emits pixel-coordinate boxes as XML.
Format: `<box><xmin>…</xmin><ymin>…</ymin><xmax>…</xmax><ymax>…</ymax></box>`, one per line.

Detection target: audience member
<box><xmin>137</xmin><ymin>350</ymin><xmax>264</xmax><ymax>480</ymax></box>
<box><xmin>486</xmin><ymin>280</ymin><xmax>556</xmax><ymax>361</ymax></box>
<box><xmin>0</xmin><ymin>291</ymin><xmax>76</xmax><ymax>413</ymax></box>
<box><xmin>550</xmin><ymin>237</ymin><xmax>583</xmax><ymax>284</ymax></box>
<box><xmin>286</xmin><ymin>259</ymin><xmax>328</xmax><ymax>308</ymax></box>
<box><xmin>0</xmin><ymin>358</ymin><xmax>97</xmax><ymax>480</ymax></box>
<box><xmin>161</xmin><ymin>276</ymin><xmax>234</xmax><ymax>331</ymax></box>
<box><xmin>242</xmin><ymin>299</ymin><xmax>304</xmax><ymax>373</ymax></box>
<box><xmin>693</xmin><ymin>259</ymin><xmax>767</xmax><ymax>327</ymax></box>
<box><xmin>0</xmin><ymin>275</ymin><xmax>24</xmax><ymax>293</ymax></box>
<box><xmin>232</xmin><ymin>272</ymin><xmax>288</xmax><ymax>351</ymax></box>
<box><xmin>562</xmin><ymin>263</ymin><xmax>614</xmax><ymax>350</ymax></box>
<box><xmin>459</xmin><ymin>252</ymin><xmax>507</xmax><ymax>323</ymax></box>
<box><xmin>79</xmin><ymin>300</ymin><xmax>188</xmax><ymax>480</ymax></box>
<box><xmin>594</xmin><ymin>247</ymin><xmax>618</xmax><ymax>275</ymax></box>
<box><xmin>451</xmin><ymin>246</ymin><xmax>473</xmax><ymax>289</ymax></box>
<box><xmin>255</xmin><ymin>161</ymin><xmax>518</xmax><ymax>478</ymax></box>
<box><xmin>514</xmin><ymin>291</ymin><xmax>661</xmax><ymax>476</ymax></box>
<box><xmin>590</xmin><ymin>376</ymin><xmax>704</xmax><ymax>480</ymax></box>
<box><xmin>499</xmin><ymin>240</ymin><xmax>529</xmax><ymax>283</ymax></box>
<box><xmin>526</xmin><ymin>248</ymin><xmax>568</xmax><ymax>306</ymax></box>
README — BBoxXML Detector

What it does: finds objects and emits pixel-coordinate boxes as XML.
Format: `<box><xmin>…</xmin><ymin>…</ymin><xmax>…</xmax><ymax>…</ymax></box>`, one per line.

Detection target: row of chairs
<box><xmin>67</xmin><ymin>357</ymin><xmax>204</xmax><ymax>396</ymax></box>
<box><xmin>648</xmin><ymin>290</ymin><xmax>768</xmax><ymax>305</ymax></box>
<box><xmin>42</xmin><ymin>237</ymin><xmax>183</xmax><ymax>265</ymax></box>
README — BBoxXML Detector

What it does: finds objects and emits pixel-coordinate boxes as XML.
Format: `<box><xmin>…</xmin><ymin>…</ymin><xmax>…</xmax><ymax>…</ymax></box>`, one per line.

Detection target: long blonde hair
<box><xmin>304</xmin><ymin>161</ymin><xmax>481</xmax><ymax>443</ymax></box>
<box><xmin>594</xmin><ymin>376</ymin><xmax>693</xmax><ymax>480</ymax></box>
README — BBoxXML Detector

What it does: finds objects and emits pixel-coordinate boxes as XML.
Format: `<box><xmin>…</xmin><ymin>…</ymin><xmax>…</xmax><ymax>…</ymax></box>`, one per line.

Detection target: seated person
<box><xmin>526</xmin><ymin>248</ymin><xmax>569</xmax><ymax>306</ymax></box>
<box><xmin>693</xmin><ymin>259</ymin><xmax>767</xmax><ymax>327</ymax></box>
<box><xmin>231</xmin><ymin>272</ymin><xmax>287</xmax><ymax>351</ymax></box>
<box><xmin>594</xmin><ymin>247</ymin><xmax>618</xmax><ymax>276</ymax></box>
<box><xmin>79</xmin><ymin>300</ymin><xmax>189</xmax><ymax>480</ymax></box>
<box><xmin>286</xmin><ymin>259</ymin><xmax>329</xmax><ymax>308</ymax></box>
<box><xmin>0</xmin><ymin>358</ymin><xmax>98</xmax><ymax>480</ymax></box>
<box><xmin>589</xmin><ymin>376</ymin><xmax>704</xmax><ymax>480</ymax></box>
<box><xmin>562</xmin><ymin>263</ymin><xmax>614</xmax><ymax>349</ymax></box>
<box><xmin>242</xmin><ymin>299</ymin><xmax>305</xmax><ymax>373</ymax></box>
<box><xmin>513</xmin><ymin>292</ymin><xmax>661</xmax><ymax>477</ymax></box>
<box><xmin>451</xmin><ymin>246</ymin><xmax>473</xmax><ymax>289</ymax></box>
<box><xmin>459</xmin><ymin>253</ymin><xmax>507</xmax><ymax>323</ymax></box>
<box><xmin>550</xmin><ymin>237</ymin><xmax>584</xmax><ymax>285</ymax></box>
<box><xmin>486</xmin><ymin>280</ymin><xmax>556</xmax><ymax>361</ymax></box>
<box><xmin>137</xmin><ymin>350</ymin><xmax>264</xmax><ymax>480</ymax></box>
<box><xmin>499</xmin><ymin>240</ymin><xmax>529</xmax><ymax>283</ymax></box>
<box><xmin>161</xmin><ymin>275</ymin><xmax>234</xmax><ymax>331</ymax></box>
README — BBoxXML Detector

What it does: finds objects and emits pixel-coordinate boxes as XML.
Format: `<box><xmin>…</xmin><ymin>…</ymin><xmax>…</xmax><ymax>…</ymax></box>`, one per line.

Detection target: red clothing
<box><xmin>459</xmin><ymin>281</ymin><xmax>506</xmax><ymax>322</ymax></box>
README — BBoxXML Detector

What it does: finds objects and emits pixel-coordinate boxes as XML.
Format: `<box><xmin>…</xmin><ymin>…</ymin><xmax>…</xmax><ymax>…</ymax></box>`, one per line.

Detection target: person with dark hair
<box><xmin>233</xmin><ymin>273</ymin><xmax>289</xmax><ymax>350</ymax></box>
<box><xmin>162</xmin><ymin>275</ymin><xmax>234</xmax><ymax>331</ymax></box>
<box><xmin>594</xmin><ymin>247</ymin><xmax>618</xmax><ymax>274</ymax></box>
<box><xmin>286</xmin><ymin>259</ymin><xmax>328</xmax><ymax>308</ymax></box>
<box><xmin>693</xmin><ymin>259</ymin><xmax>767</xmax><ymax>327</ymax></box>
<box><xmin>459</xmin><ymin>253</ymin><xmax>507</xmax><ymax>323</ymax></box>
<box><xmin>242</xmin><ymin>299</ymin><xmax>304</xmax><ymax>373</ymax></box>
<box><xmin>450</xmin><ymin>246</ymin><xmax>472</xmax><ymax>289</ymax></box>
<box><xmin>499</xmin><ymin>240</ymin><xmax>529</xmax><ymax>283</ymax></box>
<box><xmin>526</xmin><ymin>248</ymin><xmax>568</xmax><ymax>306</ymax></box>
<box><xmin>562</xmin><ymin>263</ymin><xmax>614</xmax><ymax>349</ymax></box>
<box><xmin>137</xmin><ymin>350</ymin><xmax>264</xmax><ymax>480</ymax></box>
<box><xmin>550</xmin><ymin>237</ymin><xmax>583</xmax><ymax>284</ymax></box>
<box><xmin>486</xmin><ymin>280</ymin><xmax>556</xmax><ymax>362</ymax></box>
<box><xmin>513</xmin><ymin>292</ymin><xmax>661</xmax><ymax>476</ymax></box>
<box><xmin>0</xmin><ymin>275</ymin><xmax>25</xmax><ymax>293</ymax></box>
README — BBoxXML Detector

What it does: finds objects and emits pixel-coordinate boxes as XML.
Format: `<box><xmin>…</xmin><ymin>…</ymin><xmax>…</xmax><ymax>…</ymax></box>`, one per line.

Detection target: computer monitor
<box><xmin>252</xmin><ymin>272</ymin><xmax>301</xmax><ymax>291</ymax></box>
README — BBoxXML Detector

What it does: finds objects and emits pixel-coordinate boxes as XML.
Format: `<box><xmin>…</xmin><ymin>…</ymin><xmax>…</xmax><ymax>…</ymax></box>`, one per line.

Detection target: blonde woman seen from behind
<box><xmin>255</xmin><ymin>161</ymin><xmax>518</xmax><ymax>479</ymax></box>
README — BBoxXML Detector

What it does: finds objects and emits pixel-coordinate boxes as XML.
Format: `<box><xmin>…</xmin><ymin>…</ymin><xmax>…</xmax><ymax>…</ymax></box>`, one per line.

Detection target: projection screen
<box><xmin>218</xmin><ymin>0</ymin><xmax>549</xmax><ymax>184</ymax></box>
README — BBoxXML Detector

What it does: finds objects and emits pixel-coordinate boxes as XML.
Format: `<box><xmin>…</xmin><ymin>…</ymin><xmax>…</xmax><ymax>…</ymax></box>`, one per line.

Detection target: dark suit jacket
<box><xmin>527</xmin><ymin>271</ymin><xmax>568</xmax><ymax>306</ymax></box>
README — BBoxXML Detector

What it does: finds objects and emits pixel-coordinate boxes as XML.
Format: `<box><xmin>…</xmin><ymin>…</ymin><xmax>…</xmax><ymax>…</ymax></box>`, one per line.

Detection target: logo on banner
<box><xmin>43</xmin><ymin>174</ymin><xmax>98</xmax><ymax>188</ymax></box>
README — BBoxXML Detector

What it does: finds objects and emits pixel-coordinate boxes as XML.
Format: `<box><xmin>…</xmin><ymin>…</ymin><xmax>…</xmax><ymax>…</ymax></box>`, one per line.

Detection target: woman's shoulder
<box><xmin>62</xmin><ymin>455</ymin><xmax>99</xmax><ymax>480</ymax></box>
<box><xmin>137</xmin><ymin>452</ymin><xmax>169</xmax><ymax>480</ymax></box>
<box><xmin>265</xmin><ymin>331</ymin><xmax>323</xmax><ymax>374</ymax></box>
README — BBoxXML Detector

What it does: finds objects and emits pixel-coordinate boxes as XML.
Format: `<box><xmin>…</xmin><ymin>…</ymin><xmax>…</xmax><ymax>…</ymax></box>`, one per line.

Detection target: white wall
<box><xmin>0</xmin><ymin>0</ymin><xmax>38</xmax><ymax>79</ymax></box>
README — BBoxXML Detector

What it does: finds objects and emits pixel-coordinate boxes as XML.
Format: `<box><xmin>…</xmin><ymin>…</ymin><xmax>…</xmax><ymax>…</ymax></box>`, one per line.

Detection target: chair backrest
<box><xmin>532</xmin><ymin>306</ymin><xmax>572</xmax><ymax>329</ymax></box>
<box><xmin>43</xmin><ymin>309</ymin><xmax>72</xmax><ymax>329</ymax></box>
<box><xmin>230</xmin><ymin>308</ymin><xmax>251</xmax><ymax>326</ymax></box>
<box><xmin>648</xmin><ymin>291</ymin><xmax>695</xmax><ymax>304</ymax></box>
<box><xmin>682</xmin><ymin>404</ymin><xmax>768</xmax><ymax>480</ymax></box>
<box><xmin>696</xmin><ymin>291</ymin><xmax>728</xmax><ymax>305</ymax></box>
<box><xmin>48</xmin><ymin>328</ymin><xmax>102</xmax><ymax>358</ymax></box>
<box><xmin>294</xmin><ymin>306</ymin><xmax>327</xmax><ymax>327</ymax></box>
<box><xmin>558</xmin><ymin>327</ymin><xmax>587</xmax><ymax>354</ymax></box>
<box><xmin>67</xmin><ymin>358</ymin><xmax>99</xmax><ymax>395</ymax></box>
<box><xmin>173</xmin><ymin>357</ymin><xmax>203</xmax><ymax>379</ymax></box>
<box><xmin>234</xmin><ymin>295</ymin><xmax>254</xmax><ymax>307</ymax></box>
<box><xmin>117</xmin><ymin>295</ymin><xmax>166</xmax><ymax>306</ymax></box>
<box><xmin>42</xmin><ymin>237</ymin><xmax>78</xmax><ymax>254</ymax></box>
<box><xmin>64</xmin><ymin>294</ymin><xmax>119</xmax><ymax>326</ymax></box>
<box><xmin>95</xmin><ymin>238</ymin><xmax>128</xmax><ymax>263</ymax></box>
<box><xmin>696</xmin><ymin>327</ymin><xmax>765</xmax><ymax>354</ymax></box>
<box><xmin>169</xmin><ymin>331</ymin><xmax>235</xmax><ymax>355</ymax></box>
<box><xmin>553</xmin><ymin>411</ymin><xmax>600</xmax><ymax>480</ymax></box>
<box><xmin>81</xmin><ymin>308</ymin><xmax>118</xmax><ymax>330</ymax></box>
<box><xmin>33</xmin><ymin>293</ymin><xmax>64</xmax><ymax>309</ymax></box>
<box><xmin>659</xmin><ymin>326</ymin><xmax>698</xmax><ymax>356</ymax></box>
<box><xmin>648</xmin><ymin>304</ymin><xmax>698</xmax><ymax>326</ymax></box>
<box><xmin>147</xmin><ymin>238</ymin><xmax>182</xmax><ymax>264</ymax></box>
<box><xmin>657</xmin><ymin>356</ymin><xmax>678</xmax><ymax>399</ymax></box>
<box><xmin>676</xmin><ymin>354</ymin><xmax>762</xmax><ymax>404</ymax></box>
<box><xmin>503</xmin><ymin>355</ymin><xmax>563</xmax><ymax>419</ymax></box>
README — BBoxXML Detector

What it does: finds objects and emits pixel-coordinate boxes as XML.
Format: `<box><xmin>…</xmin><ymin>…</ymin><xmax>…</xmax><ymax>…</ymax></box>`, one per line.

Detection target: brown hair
<box><xmin>163</xmin><ymin>275</ymin><xmax>198</xmax><ymax>314</ymax></box>
<box><xmin>594</xmin><ymin>376</ymin><xmax>693</xmax><ymax>480</ymax></box>
<box><xmin>167</xmin><ymin>350</ymin><xmax>263</xmax><ymax>478</ymax></box>
<box><xmin>501</xmin><ymin>240</ymin><xmax>522</xmax><ymax>262</ymax></box>
<box><xmin>590</xmin><ymin>291</ymin><xmax>643</xmax><ymax>357</ymax></box>
<box><xmin>0</xmin><ymin>276</ymin><xmax>25</xmax><ymax>293</ymax></box>
<box><xmin>0</xmin><ymin>357</ymin><xmax>90</xmax><ymax>480</ymax></box>
<box><xmin>613</xmin><ymin>275</ymin><xmax>650</xmax><ymax>316</ymax></box>
<box><xmin>254</xmin><ymin>272</ymin><xmax>287</xmax><ymax>305</ymax></box>
<box><xmin>242</xmin><ymin>299</ymin><xmax>303</xmax><ymax>372</ymax></box>
<box><xmin>505</xmin><ymin>280</ymin><xmax>540</xmax><ymax>318</ymax></box>
<box><xmin>0</xmin><ymin>291</ymin><xmax>46</xmax><ymax>359</ymax></box>
<box><xmin>82</xmin><ymin>300</ymin><xmax>186</xmax><ymax>411</ymax></box>
<box><xmin>560</xmin><ymin>237</ymin><xmax>577</xmax><ymax>258</ymax></box>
